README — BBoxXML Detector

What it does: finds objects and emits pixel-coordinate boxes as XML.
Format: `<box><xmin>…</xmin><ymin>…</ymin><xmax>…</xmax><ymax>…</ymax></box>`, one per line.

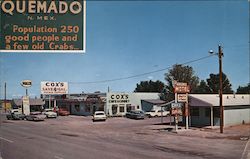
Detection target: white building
<box><xmin>189</xmin><ymin>94</ymin><xmax>250</xmax><ymax>127</ymax></box>
<box><xmin>106</xmin><ymin>92</ymin><xmax>160</xmax><ymax>116</ymax></box>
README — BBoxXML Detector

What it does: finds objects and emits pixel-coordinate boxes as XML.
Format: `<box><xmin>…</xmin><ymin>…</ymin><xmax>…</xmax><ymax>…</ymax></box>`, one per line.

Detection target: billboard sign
<box><xmin>21</xmin><ymin>80</ymin><xmax>32</xmax><ymax>88</ymax></box>
<box><xmin>0</xmin><ymin>0</ymin><xmax>86</xmax><ymax>53</ymax></box>
<box><xmin>177</xmin><ymin>94</ymin><xmax>188</xmax><ymax>102</ymax></box>
<box><xmin>174</xmin><ymin>82</ymin><xmax>190</xmax><ymax>93</ymax></box>
<box><xmin>41</xmin><ymin>81</ymin><xmax>68</xmax><ymax>94</ymax></box>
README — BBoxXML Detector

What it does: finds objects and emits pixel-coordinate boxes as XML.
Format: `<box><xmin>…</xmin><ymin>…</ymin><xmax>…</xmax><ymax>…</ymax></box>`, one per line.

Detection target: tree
<box><xmin>236</xmin><ymin>83</ymin><xmax>250</xmax><ymax>94</ymax></box>
<box><xmin>206</xmin><ymin>72</ymin><xmax>234</xmax><ymax>94</ymax></box>
<box><xmin>193</xmin><ymin>80</ymin><xmax>211</xmax><ymax>94</ymax></box>
<box><xmin>163</xmin><ymin>64</ymin><xmax>199</xmax><ymax>101</ymax></box>
<box><xmin>134</xmin><ymin>80</ymin><xmax>165</xmax><ymax>93</ymax></box>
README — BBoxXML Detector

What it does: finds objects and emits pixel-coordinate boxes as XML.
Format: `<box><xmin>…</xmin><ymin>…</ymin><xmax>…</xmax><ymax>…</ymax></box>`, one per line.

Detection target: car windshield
<box><xmin>96</xmin><ymin>113</ymin><xmax>104</xmax><ymax>115</ymax></box>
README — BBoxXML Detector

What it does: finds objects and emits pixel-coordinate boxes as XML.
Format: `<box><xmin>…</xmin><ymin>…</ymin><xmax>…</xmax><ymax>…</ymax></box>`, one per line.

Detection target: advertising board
<box><xmin>22</xmin><ymin>96</ymin><xmax>30</xmax><ymax>115</ymax></box>
<box><xmin>21</xmin><ymin>80</ymin><xmax>32</xmax><ymax>88</ymax></box>
<box><xmin>177</xmin><ymin>94</ymin><xmax>188</xmax><ymax>102</ymax></box>
<box><xmin>41</xmin><ymin>81</ymin><xmax>68</xmax><ymax>94</ymax></box>
<box><xmin>174</xmin><ymin>82</ymin><xmax>190</xmax><ymax>93</ymax></box>
<box><xmin>171</xmin><ymin>103</ymin><xmax>182</xmax><ymax>115</ymax></box>
<box><xmin>0</xmin><ymin>0</ymin><xmax>86</xmax><ymax>53</ymax></box>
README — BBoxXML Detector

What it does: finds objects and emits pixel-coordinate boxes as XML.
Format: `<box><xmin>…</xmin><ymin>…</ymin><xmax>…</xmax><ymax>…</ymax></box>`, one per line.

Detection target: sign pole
<box><xmin>175</xmin><ymin>93</ymin><xmax>178</xmax><ymax>131</ymax></box>
<box><xmin>185</xmin><ymin>93</ymin><xmax>189</xmax><ymax>129</ymax></box>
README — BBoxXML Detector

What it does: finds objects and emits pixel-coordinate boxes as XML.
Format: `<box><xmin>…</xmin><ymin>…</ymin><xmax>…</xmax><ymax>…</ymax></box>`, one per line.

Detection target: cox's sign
<box><xmin>108</xmin><ymin>93</ymin><xmax>130</xmax><ymax>104</ymax></box>
<box><xmin>41</xmin><ymin>81</ymin><xmax>68</xmax><ymax>94</ymax></box>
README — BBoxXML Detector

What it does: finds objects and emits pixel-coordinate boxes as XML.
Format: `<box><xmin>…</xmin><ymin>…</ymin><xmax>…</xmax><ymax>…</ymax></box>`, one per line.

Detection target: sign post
<box><xmin>174</xmin><ymin>82</ymin><xmax>190</xmax><ymax>130</ymax></box>
<box><xmin>21</xmin><ymin>80</ymin><xmax>32</xmax><ymax>114</ymax></box>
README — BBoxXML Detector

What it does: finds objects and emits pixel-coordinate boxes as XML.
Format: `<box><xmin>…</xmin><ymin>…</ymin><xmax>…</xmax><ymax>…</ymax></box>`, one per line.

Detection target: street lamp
<box><xmin>209</xmin><ymin>44</ymin><xmax>224</xmax><ymax>133</ymax></box>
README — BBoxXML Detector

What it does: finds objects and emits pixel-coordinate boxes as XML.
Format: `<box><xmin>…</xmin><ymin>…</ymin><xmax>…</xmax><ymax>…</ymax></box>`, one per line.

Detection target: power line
<box><xmin>69</xmin><ymin>54</ymin><xmax>216</xmax><ymax>85</ymax></box>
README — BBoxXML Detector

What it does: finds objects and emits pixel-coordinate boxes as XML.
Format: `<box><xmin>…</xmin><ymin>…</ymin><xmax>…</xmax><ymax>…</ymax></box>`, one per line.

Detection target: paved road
<box><xmin>0</xmin><ymin>115</ymin><xmax>248</xmax><ymax>159</ymax></box>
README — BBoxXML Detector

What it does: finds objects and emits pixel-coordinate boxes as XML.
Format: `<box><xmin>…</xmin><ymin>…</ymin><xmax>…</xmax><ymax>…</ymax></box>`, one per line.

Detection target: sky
<box><xmin>0</xmin><ymin>0</ymin><xmax>249</xmax><ymax>99</ymax></box>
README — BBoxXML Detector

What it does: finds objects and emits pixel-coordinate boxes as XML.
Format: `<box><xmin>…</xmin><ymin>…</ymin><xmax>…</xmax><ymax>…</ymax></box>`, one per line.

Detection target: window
<box><xmin>205</xmin><ymin>108</ymin><xmax>210</xmax><ymax>117</ymax></box>
<box><xmin>112</xmin><ymin>104</ymin><xmax>118</xmax><ymax>114</ymax></box>
<box><xmin>213</xmin><ymin>107</ymin><xmax>220</xmax><ymax>118</ymax></box>
<box><xmin>120</xmin><ymin>106</ymin><xmax>124</xmax><ymax>113</ymax></box>
<box><xmin>126</xmin><ymin>104</ymin><xmax>132</xmax><ymax>112</ymax></box>
<box><xmin>85</xmin><ymin>105</ymin><xmax>90</xmax><ymax>112</ymax></box>
<box><xmin>190</xmin><ymin>107</ymin><xmax>199</xmax><ymax>116</ymax></box>
<box><xmin>75</xmin><ymin>105</ymin><xmax>80</xmax><ymax>112</ymax></box>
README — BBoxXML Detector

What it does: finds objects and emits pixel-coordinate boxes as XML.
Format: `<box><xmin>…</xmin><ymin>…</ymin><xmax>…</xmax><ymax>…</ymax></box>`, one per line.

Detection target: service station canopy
<box><xmin>0</xmin><ymin>0</ymin><xmax>86</xmax><ymax>53</ymax></box>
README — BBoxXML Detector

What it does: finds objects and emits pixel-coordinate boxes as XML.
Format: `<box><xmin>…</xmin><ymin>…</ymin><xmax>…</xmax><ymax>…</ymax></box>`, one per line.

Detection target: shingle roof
<box><xmin>189</xmin><ymin>94</ymin><xmax>250</xmax><ymax>107</ymax></box>
<box><xmin>13</xmin><ymin>98</ymin><xmax>45</xmax><ymax>106</ymax></box>
<box><xmin>142</xmin><ymin>99</ymin><xmax>166</xmax><ymax>105</ymax></box>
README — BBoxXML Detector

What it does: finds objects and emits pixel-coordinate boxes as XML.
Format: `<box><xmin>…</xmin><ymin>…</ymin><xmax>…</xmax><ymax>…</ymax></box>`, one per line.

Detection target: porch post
<box><xmin>210</xmin><ymin>106</ymin><xmax>214</xmax><ymax>128</ymax></box>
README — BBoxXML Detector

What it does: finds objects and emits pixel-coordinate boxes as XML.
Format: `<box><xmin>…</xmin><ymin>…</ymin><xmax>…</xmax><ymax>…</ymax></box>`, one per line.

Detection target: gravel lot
<box><xmin>1</xmin><ymin>115</ymin><xmax>250</xmax><ymax>159</ymax></box>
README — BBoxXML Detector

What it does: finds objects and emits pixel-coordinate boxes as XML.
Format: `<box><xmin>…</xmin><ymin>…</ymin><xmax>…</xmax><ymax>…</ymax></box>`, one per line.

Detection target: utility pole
<box><xmin>218</xmin><ymin>45</ymin><xmax>224</xmax><ymax>133</ymax></box>
<box><xmin>4</xmin><ymin>82</ymin><xmax>7</xmax><ymax>113</ymax></box>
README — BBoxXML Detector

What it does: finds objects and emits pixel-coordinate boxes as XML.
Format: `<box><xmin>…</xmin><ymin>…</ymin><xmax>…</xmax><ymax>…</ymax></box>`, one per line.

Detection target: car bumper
<box><xmin>93</xmin><ymin>117</ymin><xmax>106</xmax><ymax>121</ymax></box>
<box><xmin>47</xmin><ymin>115</ymin><xmax>57</xmax><ymax>118</ymax></box>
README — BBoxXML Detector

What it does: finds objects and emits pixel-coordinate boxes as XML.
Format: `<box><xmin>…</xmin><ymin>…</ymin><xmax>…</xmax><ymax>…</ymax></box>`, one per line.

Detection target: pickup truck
<box><xmin>145</xmin><ymin>110</ymin><xmax>169</xmax><ymax>118</ymax></box>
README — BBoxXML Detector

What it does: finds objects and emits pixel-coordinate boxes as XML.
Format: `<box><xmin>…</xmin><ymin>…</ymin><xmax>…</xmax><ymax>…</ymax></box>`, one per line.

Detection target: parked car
<box><xmin>125</xmin><ymin>110</ymin><xmax>145</xmax><ymax>120</ymax></box>
<box><xmin>92</xmin><ymin>111</ymin><xmax>107</xmax><ymax>122</ymax></box>
<box><xmin>26</xmin><ymin>112</ymin><xmax>46</xmax><ymax>121</ymax></box>
<box><xmin>58</xmin><ymin>108</ymin><xmax>70</xmax><ymax>116</ymax></box>
<box><xmin>145</xmin><ymin>110</ymin><xmax>170</xmax><ymax>118</ymax></box>
<box><xmin>6</xmin><ymin>112</ymin><xmax>26</xmax><ymax>120</ymax></box>
<box><xmin>43</xmin><ymin>109</ymin><xmax>57</xmax><ymax>118</ymax></box>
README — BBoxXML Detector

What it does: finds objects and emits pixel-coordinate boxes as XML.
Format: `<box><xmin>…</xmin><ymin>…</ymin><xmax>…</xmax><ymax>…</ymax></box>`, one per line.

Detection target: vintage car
<box><xmin>26</xmin><ymin>112</ymin><xmax>46</xmax><ymax>121</ymax></box>
<box><xmin>43</xmin><ymin>109</ymin><xmax>57</xmax><ymax>118</ymax></box>
<box><xmin>92</xmin><ymin>111</ymin><xmax>107</xmax><ymax>122</ymax></box>
<box><xmin>6</xmin><ymin>113</ymin><xmax>26</xmax><ymax>120</ymax></box>
<box><xmin>125</xmin><ymin>110</ymin><xmax>145</xmax><ymax>120</ymax></box>
<box><xmin>145</xmin><ymin>110</ymin><xmax>170</xmax><ymax>118</ymax></box>
<box><xmin>58</xmin><ymin>108</ymin><xmax>70</xmax><ymax>116</ymax></box>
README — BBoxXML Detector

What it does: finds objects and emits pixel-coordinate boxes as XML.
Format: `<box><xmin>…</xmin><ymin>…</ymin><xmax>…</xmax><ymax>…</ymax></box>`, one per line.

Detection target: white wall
<box><xmin>225</xmin><ymin>108</ymin><xmax>250</xmax><ymax>126</ymax></box>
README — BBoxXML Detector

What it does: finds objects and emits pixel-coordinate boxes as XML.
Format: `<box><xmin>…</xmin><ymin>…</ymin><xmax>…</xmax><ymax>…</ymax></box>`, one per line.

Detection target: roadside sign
<box><xmin>171</xmin><ymin>108</ymin><xmax>182</xmax><ymax>115</ymax></box>
<box><xmin>41</xmin><ymin>81</ymin><xmax>68</xmax><ymax>94</ymax></box>
<box><xmin>21</xmin><ymin>80</ymin><xmax>32</xmax><ymax>88</ymax></box>
<box><xmin>171</xmin><ymin>103</ymin><xmax>182</xmax><ymax>109</ymax></box>
<box><xmin>177</xmin><ymin>94</ymin><xmax>188</xmax><ymax>102</ymax></box>
<box><xmin>22</xmin><ymin>96</ymin><xmax>30</xmax><ymax>115</ymax></box>
<box><xmin>171</xmin><ymin>103</ymin><xmax>182</xmax><ymax>115</ymax></box>
<box><xmin>174</xmin><ymin>82</ymin><xmax>190</xmax><ymax>93</ymax></box>
<box><xmin>0</xmin><ymin>0</ymin><xmax>86</xmax><ymax>53</ymax></box>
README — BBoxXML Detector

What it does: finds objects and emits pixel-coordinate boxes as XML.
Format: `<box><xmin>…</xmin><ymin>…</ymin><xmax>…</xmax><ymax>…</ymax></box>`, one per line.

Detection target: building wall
<box><xmin>224</xmin><ymin>107</ymin><xmax>250</xmax><ymax>126</ymax></box>
<box><xmin>190</xmin><ymin>106</ymin><xmax>250</xmax><ymax>127</ymax></box>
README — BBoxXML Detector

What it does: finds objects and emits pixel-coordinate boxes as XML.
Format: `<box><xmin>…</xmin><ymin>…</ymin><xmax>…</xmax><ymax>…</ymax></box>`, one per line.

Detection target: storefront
<box><xmin>42</xmin><ymin>93</ymin><xmax>106</xmax><ymax>116</ymax></box>
<box><xmin>106</xmin><ymin>92</ymin><xmax>160</xmax><ymax>116</ymax></box>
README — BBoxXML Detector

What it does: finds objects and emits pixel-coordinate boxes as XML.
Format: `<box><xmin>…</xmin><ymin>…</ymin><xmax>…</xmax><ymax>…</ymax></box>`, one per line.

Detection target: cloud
<box><xmin>147</xmin><ymin>76</ymin><xmax>154</xmax><ymax>80</ymax></box>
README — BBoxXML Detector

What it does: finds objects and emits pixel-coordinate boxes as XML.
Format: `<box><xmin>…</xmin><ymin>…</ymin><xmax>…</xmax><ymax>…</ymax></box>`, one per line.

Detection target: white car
<box><xmin>26</xmin><ymin>112</ymin><xmax>46</xmax><ymax>121</ymax></box>
<box><xmin>145</xmin><ymin>110</ymin><xmax>169</xmax><ymax>118</ymax></box>
<box><xmin>43</xmin><ymin>109</ymin><xmax>57</xmax><ymax>118</ymax></box>
<box><xmin>92</xmin><ymin>111</ymin><xmax>107</xmax><ymax>122</ymax></box>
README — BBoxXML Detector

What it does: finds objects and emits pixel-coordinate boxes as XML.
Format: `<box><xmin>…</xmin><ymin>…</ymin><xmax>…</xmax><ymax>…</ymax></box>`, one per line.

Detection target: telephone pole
<box><xmin>218</xmin><ymin>45</ymin><xmax>224</xmax><ymax>133</ymax></box>
<box><xmin>209</xmin><ymin>44</ymin><xmax>224</xmax><ymax>133</ymax></box>
<box><xmin>4</xmin><ymin>82</ymin><xmax>7</xmax><ymax>113</ymax></box>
